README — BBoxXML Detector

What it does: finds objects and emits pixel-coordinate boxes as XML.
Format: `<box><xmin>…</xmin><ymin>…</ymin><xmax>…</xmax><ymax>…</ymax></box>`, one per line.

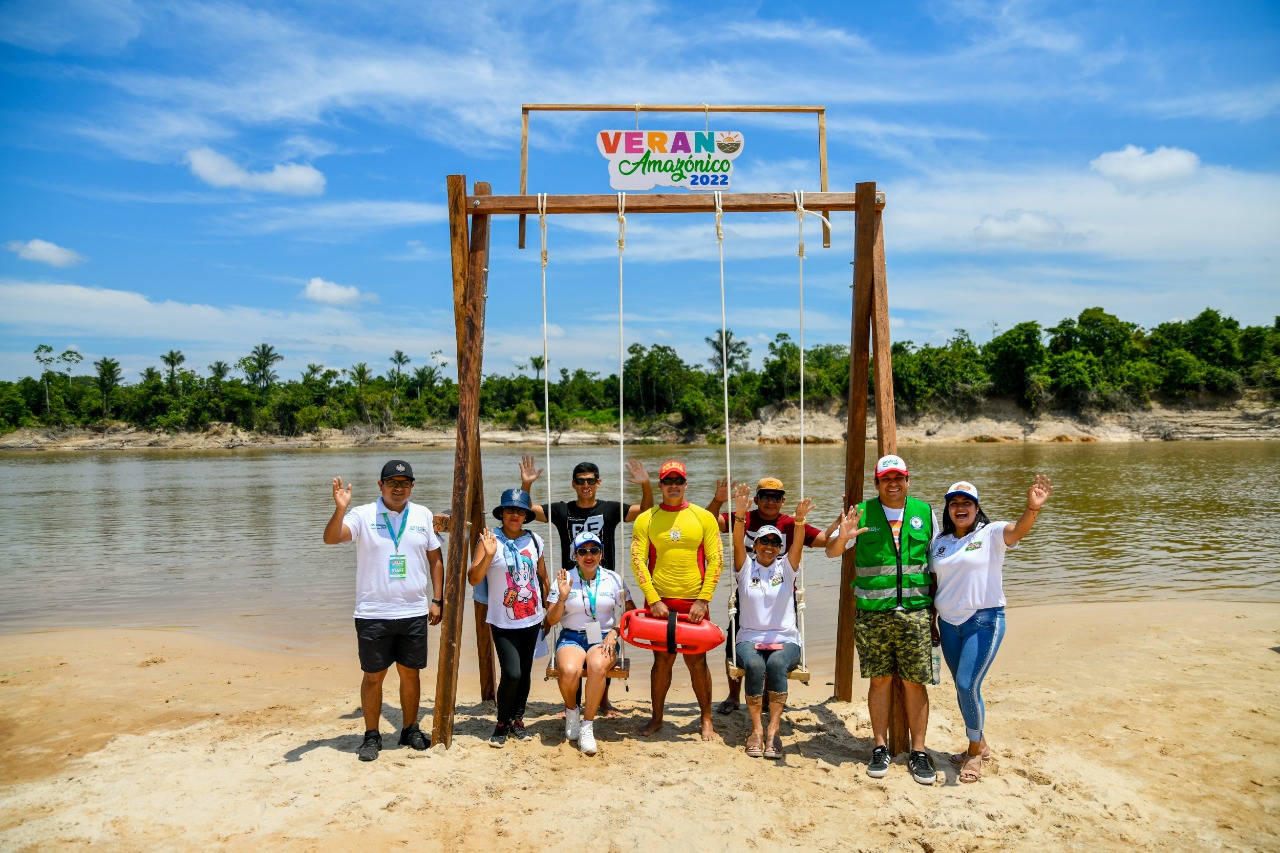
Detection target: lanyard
<box><xmin>381</xmin><ymin>507</ymin><xmax>409</xmax><ymax>554</ymax></box>
<box><xmin>577</xmin><ymin>569</ymin><xmax>601</xmax><ymax>619</ymax></box>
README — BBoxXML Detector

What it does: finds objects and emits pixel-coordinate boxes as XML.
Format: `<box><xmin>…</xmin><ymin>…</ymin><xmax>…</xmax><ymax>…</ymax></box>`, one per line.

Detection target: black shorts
<box><xmin>355</xmin><ymin>616</ymin><xmax>428</xmax><ymax>673</ymax></box>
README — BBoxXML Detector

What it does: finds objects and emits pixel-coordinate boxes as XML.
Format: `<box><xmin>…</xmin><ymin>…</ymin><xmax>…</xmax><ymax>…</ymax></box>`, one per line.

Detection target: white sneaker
<box><xmin>564</xmin><ymin>706</ymin><xmax>580</xmax><ymax>741</ymax></box>
<box><xmin>578</xmin><ymin>721</ymin><xmax>597</xmax><ymax>755</ymax></box>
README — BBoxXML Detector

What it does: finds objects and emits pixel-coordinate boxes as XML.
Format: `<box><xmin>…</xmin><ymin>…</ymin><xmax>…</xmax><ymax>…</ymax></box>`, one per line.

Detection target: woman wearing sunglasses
<box><xmin>730</xmin><ymin>482</ymin><xmax>814</xmax><ymax>760</ymax></box>
<box><xmin>545</xmin><ymin>530</ymin><xmax>637</xmax><ymax>755</ymax></box>
<box><xmin>931</xmin><ymin>475</ymin><xmax>1053</xmax><ymax>782</ymax></box>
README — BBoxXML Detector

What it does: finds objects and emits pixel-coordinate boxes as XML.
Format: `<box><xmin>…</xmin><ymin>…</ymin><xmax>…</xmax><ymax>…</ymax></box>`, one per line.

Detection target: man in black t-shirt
<box><xmin>519</xmin><ymin>455</ymin><xmax>653</xmax><ymax>572</ymax></box>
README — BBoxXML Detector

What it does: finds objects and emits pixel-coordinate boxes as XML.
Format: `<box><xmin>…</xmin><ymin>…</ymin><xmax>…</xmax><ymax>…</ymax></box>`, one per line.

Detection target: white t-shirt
<box><xmin>546</xmin><ymin>568</ymin><xmax>631</xmax><ymax>632</ymax></box>
<box><xmin>482</xmin><ymin>531</ymin><xmax>546</xmax><ymax>630</ymax></box>
<box><xmin>343</xmin><ymin>499</ymin><xmax>442</xmax><ymax>619</ymax></box>
<box><xmin>734</xmin><ymin>555</ymin><xmax>801</xmax><ymax>646</ymax></box>
<box><xmin>930</xmin><ymin>521</ymin><xmax>1015</xmax><ymax>626</ymax></box>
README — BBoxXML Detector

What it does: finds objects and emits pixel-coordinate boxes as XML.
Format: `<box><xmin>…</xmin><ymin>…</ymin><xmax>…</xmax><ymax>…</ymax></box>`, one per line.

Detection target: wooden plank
<box><xmin>468</xmin><ymin>423</ymin><xmax>494</xmax><ymax>701</ymax></box>
<box><xmin>834</xmin><ymin>182</ymin><xmax>878</xmax><ymax>703</ymax></box>
<box><xmin>523</xmin><ymin>103</ymin><xmax>825</xmax><ymax>113</ymax></box>
<box><xmin>819</xmin><ymin>110</ymin><xmax>831</xmax><ymax>248</ymax></box>
<box><xmin>467</xmin><ymin>191</ymin><xmax>878</xmax><ymax>216</ymax></box>
<box><xmin>518</xmin><ymin>107</ymin><xmax>528</xmax><ymax>250</ymax></box>
<box><xmin>431</xmin><ymin>177</ymin><xmax>491</xmax><ymax>748</ymax></box>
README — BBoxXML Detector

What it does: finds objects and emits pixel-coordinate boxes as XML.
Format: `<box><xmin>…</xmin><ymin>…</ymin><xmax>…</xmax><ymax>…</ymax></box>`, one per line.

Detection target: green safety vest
<box><xmin>852</xmin><ymin>496</ymin><xmax>934</xmax><ymax>611</ymax></box>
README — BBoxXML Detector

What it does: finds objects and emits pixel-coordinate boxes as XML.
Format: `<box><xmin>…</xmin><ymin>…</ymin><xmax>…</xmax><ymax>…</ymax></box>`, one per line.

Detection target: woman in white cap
<box><xmin>931</xmin><ymin>475</ymin><xmax>1053</xmax><ymax>782</ymax></box>
<box><xmin>468</xmin><ymin>488</ymin><xmax>548</xmax><ymax>747</ymax></box>
<box><xmin>545</xmin><ymin>530</ymin><xmax>636</xmax><ymax>755</ymax></box>
<box><xmin>730</xmin><ymin>483</ymin><xmax>814</xmax><ymax>759</ymax></box>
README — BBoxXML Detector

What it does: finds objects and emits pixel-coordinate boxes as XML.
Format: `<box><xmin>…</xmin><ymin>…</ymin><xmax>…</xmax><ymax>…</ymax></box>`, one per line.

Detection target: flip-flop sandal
<box><xmin>745</xmin><ymin>736</ymin><xmax>764</xmax><ymax>758</ymax></box>
<box><xmin>717</xmin><ymin>698</ymin><xmax>739</xmax><ymax>715</ymax></box>
<box><xmin>763</xmin><ymin>736</ymin><xmax>782</xmax><ymax>760</ymax></box>
<box><xmin>959</xmin><ymin>753</ymin><xmax>983</xmax><ymax>783</ymax></box>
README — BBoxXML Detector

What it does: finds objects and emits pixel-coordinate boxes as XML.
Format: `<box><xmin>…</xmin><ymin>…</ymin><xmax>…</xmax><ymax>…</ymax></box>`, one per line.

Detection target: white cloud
<box><xmin>185</xmin><ymin>147</ymin><xmax>326</xmax><ymax>195</ymax></box>
<box><xmin>1089</xmin><ymin>145</ymin><xmax>1200</xmax><ymax>193</ymax></box>
<box><xmin>302</xmin><ymin>276</ymin><xmax>372</xmax><ymax>306</ymax></box>
<box><xmin>5</xmin><ymin>238</ymin><xmax>87</xmax><ymax>267</ymax></box>
<box><xmin>1150</xmin><ymin>83</ymin><xmax>1280</xmax><ymax>122</ymax></box>
<box><xmin>233</xmin><ymin>200</ymin><xmax>447</xmax><ymax>234</ymax></box>
<box><xmin>973</xmin><ymin>210</ymin><xmax>1084</xmax><ymax>246</ymax></box>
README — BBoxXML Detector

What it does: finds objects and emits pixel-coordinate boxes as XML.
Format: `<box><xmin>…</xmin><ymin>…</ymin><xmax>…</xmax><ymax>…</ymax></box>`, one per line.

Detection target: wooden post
<box><xmin>834</xmin><ymin>182</ymin><xmax>878</xmax><ymax>703</ymax></box>
<box><xmin>469</xmin><ymin>441</ymin><xmax>496</xmax><ymax>701</ymax></box>
<box><xmin>818</xmin><ymin>109</ymin><xmax>831</xmax><ymax>248</ymax></box>
<box><xmin>432</xmin><ymin>176</ymin><xmax>491</xmax><ymax>747</ymax></box>
<box><xmin>870</xmin><ymin>193</ymin><xmax>897</xmax><ymax>454</ymax></box>
<box><xmin>518</xmin><ymin>107</ymin><xmax>529</xmax><ymax>250</ymax></box>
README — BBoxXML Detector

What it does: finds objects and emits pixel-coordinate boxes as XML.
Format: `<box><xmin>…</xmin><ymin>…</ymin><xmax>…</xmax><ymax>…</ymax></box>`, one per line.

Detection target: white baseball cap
<box><xmin>944</xmin><ymin>481</ymin><xmax>980</xmax><ymax>504</ymax></box>
<box><xmin>875</xmin><ymin>454</ymin><xmax>909</xmax><ymax>478</ymax></box>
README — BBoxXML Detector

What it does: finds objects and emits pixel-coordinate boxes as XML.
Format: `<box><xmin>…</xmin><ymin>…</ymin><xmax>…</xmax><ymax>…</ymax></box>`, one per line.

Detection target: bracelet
<box><xmin>432</xmin><ymin>598</ymin><xmax>444</xmax><ymax>605</ymax></box>
<box><xmin>734</xmin><ymin>515</ymin><xmax>746</xmax><ymax>522</ymax></box>
<box><xmin>1025</xmin><ymin>507</ymin><xmax>1040</xmax><ymax>513</ymax></box>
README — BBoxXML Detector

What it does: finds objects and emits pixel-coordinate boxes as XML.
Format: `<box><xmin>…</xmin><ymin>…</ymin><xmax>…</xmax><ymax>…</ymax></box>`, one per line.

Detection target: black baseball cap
<box><xmin>380</xmin><ymin>460</ymin><xmax>414</xmax><ymax>481</ymax></box>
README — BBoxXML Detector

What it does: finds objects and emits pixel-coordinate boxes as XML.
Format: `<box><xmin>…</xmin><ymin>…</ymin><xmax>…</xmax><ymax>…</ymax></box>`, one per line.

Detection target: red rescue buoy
<box><xmin>619</xmin><ymin>608</ymin><xmax>725</xmax><ymax>655</ymax></box>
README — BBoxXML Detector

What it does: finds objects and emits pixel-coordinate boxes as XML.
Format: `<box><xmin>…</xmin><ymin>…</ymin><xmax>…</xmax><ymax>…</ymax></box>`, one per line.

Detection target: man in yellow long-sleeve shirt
<box><xmin>631</xmin><ymin>460</ymin><xmax>723</xmax><ymax>740</ymax></box>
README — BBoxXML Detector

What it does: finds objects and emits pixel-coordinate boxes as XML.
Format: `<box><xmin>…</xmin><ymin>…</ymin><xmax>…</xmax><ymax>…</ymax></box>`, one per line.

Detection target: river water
<box><xmin>2</xmin><ymin>442</ymin><xmax>1277</xmax><ymax>668</ymax></box>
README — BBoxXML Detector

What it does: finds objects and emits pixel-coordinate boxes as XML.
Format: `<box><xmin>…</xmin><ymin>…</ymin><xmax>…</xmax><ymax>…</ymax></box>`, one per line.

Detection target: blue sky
<box><xmin>2</xmin><ymin>0</ymin><xmax>1278</xmax><ymax>384</ymax></box>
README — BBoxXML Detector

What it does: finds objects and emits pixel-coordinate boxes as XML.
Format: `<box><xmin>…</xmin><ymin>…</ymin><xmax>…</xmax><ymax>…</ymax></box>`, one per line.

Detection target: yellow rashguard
<box><xmin>630</xmin><ymin>502</ymin><xmax>723</xmax><ymax>605</ymax></box>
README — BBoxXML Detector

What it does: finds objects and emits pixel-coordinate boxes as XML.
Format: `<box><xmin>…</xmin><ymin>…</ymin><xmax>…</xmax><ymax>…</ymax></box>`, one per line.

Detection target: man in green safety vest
<box><xmin>826</xmin><ymin>454</ymin><xmax>939</xmax><ymax>785</ymax></box>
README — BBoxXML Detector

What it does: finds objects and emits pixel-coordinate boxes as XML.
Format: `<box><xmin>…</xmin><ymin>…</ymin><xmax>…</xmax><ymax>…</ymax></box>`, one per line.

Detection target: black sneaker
<box><xmin>909</xmin><ymin>750</ymin><xmax>937</xmax><ymax>785</ymax></box>
<box><xmin>398</xmin><ymin>723</ymin><xmax>429</xmax><ymax>751</ymax></box>
<box><xmin>358</xmin><ymin>730</ymin><xmax>382</xmax><ymax>762</ymax></box>
<box><xmin>488</xmin><ymin>722</ymin><xmax>508</xmax><ymax>748</ymax></box>
<box><xmin>867</xmin><ymin>745</ymin><xmax>890</xmax><ymax>778</ymax></box>
<box><xmin>511</xmin><ymin>717</ymin><xmax>533</xmax><ymax>741</ymax></box>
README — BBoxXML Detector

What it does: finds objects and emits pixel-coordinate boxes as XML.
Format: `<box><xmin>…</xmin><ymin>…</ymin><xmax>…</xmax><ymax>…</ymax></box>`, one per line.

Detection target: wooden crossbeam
<box><xmin>469</xmin><ymin>191</ymin><xmax>882</xmax><ymax>217</ymax></box>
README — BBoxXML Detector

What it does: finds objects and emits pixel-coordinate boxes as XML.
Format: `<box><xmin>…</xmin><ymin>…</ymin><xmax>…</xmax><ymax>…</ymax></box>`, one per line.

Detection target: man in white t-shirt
<box><xmin>323</xmin><ymin>460</ymin><xmax>444</xmax><ymax>762</ymax></box>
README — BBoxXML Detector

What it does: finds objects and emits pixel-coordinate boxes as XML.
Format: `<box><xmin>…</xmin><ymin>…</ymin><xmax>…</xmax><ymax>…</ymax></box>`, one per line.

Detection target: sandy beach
<box><xmin>1</xmin><ymin>601</ymin><xmax>1276</xmax><ymax>851</ymax></box>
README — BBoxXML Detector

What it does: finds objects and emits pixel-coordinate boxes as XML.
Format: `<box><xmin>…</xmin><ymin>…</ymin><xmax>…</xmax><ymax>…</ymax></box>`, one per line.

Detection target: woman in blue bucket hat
<box><xmin>469</xmin><ymin>488</ymin><xmax>548</xmax><ymax>747</ymax></box>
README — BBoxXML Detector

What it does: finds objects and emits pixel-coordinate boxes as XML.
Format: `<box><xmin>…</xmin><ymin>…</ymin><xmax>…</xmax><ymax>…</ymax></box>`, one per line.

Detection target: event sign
<box><xmin>597</xmin><ymin>130</ymin><xmax>745</xmax><ymax>191</ymax></box>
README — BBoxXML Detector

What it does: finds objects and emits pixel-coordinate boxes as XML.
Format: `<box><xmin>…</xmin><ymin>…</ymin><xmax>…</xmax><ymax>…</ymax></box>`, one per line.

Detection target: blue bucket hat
<box><xmin>492</xmin><ymin>488</ymin><xmax>535</xmax><ymax>522</ymax></box>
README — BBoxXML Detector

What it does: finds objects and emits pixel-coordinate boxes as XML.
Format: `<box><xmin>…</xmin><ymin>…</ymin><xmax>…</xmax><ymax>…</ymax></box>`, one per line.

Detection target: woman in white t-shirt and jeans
<box><xmin>931</xmin><ymin>475</ymin><xmax>1053</xmax><ymax>782</ymax></box>
<box><xmin>730</xmin><ymin>482</ymin><xmax>814</xmax><ymax>760</ymax></box>
<box><xmin>545</xmin><ymin>530</ymin><xmax>636</xmax><ymax>756</ymax></box>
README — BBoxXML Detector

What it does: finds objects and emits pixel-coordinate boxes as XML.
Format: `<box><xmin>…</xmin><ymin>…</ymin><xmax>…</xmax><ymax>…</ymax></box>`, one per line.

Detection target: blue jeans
<box><xmin>556</xmin><ymin>628</ymin><xmax>599</xmax><ymax>652</ymax></box>
<box><xmin>938</xmin><ymin>607</ymin><xmax>1006</xmax><ymax>743</ymax></box>
<box><xmin>734</xmin><ymin>641</ymin><xmax>801</xmax><ymax>696</ymax></box>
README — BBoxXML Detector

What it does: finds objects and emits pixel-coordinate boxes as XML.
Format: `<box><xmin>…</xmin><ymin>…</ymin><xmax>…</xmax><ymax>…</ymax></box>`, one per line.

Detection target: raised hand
<box><xmin>732</xmin><ymin>482</ymin><xmax>752</xmax><ymax>516</ymax></box>
<box><xmin>713</xmin><ymin>477</ymin><xmax>729</xmax><ymax>503</ymax></box>
<box><xmin>626</xmin><ymin>458</ymin><xmax>650</xmax><ymax>485</ymax></box>
<box><xmin>1027</xmin><ymin>474</ymin><xmax>1054</xmax><ymax>510</ymax></box>
<box><xmin>477</xmin><ymin>527</ymin><xmax>498</xmax><ymax>557</ymax></box>
<box><xmin>793</xmin><ymin>497</ymin><xmax>814</xmax><ymax>524</ymax></box>
<box><xmin>557</xmin><ymin>568</ymin><xmax>572</xmax><ymax>600</ymax></box>
<box><xmin>839</xmin><ymin>505</ymin><xmax>869</xmax><ymax>539</ymax></box>
<box><xmin>332</xmin><ymin>476</ymin><xmax>353</xmax><ymax>512</ymax></box>
<box><xmin>518</xmin><ymin>454</ymin><xmax>543</xmax><ymax>489</ymax></box>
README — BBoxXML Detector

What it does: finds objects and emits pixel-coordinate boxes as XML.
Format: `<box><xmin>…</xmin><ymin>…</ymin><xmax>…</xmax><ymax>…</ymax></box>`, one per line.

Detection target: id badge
<box><xmin>389</xmin><ymin>554</ymin><xmax>407</xmax><ymax>579</ymax></box>
<box><xmin>584</xmin><ymin>621</ymin><xmax>603</xmax><ymax>646</ymax></box>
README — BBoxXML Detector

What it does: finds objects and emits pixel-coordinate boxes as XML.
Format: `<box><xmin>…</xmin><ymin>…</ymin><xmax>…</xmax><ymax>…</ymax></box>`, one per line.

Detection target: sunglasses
<box><xmin>575</xmin><ymin>547</ymin><xmax>603</xmax><ymax>556</ymax></box>
<box><xmin>756</xmin><ymin>537</ymin><xmax>783</xmax><ymax>548</ymax></box>
<box><xmin>659</xmin><ymin>477</ymin><xmax>687</xmax><ymax>485</ymax></box>
<box><xmin>756</xmin><ymin>491</ymin><xmax>785</xmax><ymax>501</ymax></box>
<box><xmin>573</xmin><ymin>477</ymin><xmax>599</xmax><ymax>485</ymax></box>
<box><xmin>383</xmin><ymin>480</ymin><xmax>413</xmax><ymax>489</ymax></box>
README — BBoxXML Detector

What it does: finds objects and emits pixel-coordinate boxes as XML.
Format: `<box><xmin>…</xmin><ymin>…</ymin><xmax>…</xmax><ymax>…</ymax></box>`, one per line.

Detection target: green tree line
<box><xmin>3</xmin><ymin>308</ymin><xmax>1277</xmax><ymax>436</ymax></box>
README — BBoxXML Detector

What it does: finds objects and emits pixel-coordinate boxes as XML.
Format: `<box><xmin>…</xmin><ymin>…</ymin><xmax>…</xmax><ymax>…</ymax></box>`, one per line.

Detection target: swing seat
<box><xmin>545</xmin><ymin>656</ymin><xmax>631</xmax><ymax>681</ymax></box>
<box><xmin>726</xmin><ymin>659</ymin><xmax>811</xmax><ymax>684</ymax></box>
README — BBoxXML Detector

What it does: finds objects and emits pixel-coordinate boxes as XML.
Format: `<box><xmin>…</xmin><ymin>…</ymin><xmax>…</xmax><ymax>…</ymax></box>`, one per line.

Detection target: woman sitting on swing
<box><xmin>545</xmin><ymin>530</ymin><xmax>636</xmax><ymax>755</ymax></box>
<box><xmin>730</xmin><ymin>482</ymin><xmax>813</xmax><ymax>760</ymax></box>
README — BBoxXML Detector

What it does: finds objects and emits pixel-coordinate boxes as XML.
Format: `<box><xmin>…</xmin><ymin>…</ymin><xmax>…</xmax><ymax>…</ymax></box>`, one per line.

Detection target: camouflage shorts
<box><xmin>855</xmin><ymin>608</ymin><xmax>931</xmax><ymax>683</ymax></box>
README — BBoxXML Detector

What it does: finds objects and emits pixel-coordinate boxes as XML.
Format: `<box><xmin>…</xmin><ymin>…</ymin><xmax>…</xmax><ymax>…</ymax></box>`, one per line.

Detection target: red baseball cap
<box><xmin>658</xmin><ymin>460</ymin><xmax>687</xmax><ymax>480</ymax></box>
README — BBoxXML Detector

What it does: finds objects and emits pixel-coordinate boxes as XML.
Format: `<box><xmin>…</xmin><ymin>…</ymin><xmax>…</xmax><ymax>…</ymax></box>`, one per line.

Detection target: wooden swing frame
<box><xmin>431</xmin><ymin>176</ymin><xmax>907</xmax><ymax>753</ymax></box>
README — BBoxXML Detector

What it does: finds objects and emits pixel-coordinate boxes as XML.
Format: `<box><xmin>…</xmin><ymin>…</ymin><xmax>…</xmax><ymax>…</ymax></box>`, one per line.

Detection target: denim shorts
<box><xmin>556</xmin><ymin>628</ymin><xmax>600</xmax><ymax>652</ymax></box>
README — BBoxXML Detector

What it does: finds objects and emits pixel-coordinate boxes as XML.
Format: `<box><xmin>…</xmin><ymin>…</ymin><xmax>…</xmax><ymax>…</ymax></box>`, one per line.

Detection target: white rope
<box><xmin>714</xmin><ymin>190</ymin><xmax>737</xmax><ymax>673</ymax></box>
<box><xmin>791</xmin><ymin>190</ymin><xmax>832</xmax><ymax>677</ymax></box>
<box><xmin>537</xmin><ymin>193</ymin><xmax>554</xmax><ymax>576</ymax></box>
<box><xmin>617</xmin><ymin>192</ymin><xmax>627</xmax><ymax>575</ymax></box>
